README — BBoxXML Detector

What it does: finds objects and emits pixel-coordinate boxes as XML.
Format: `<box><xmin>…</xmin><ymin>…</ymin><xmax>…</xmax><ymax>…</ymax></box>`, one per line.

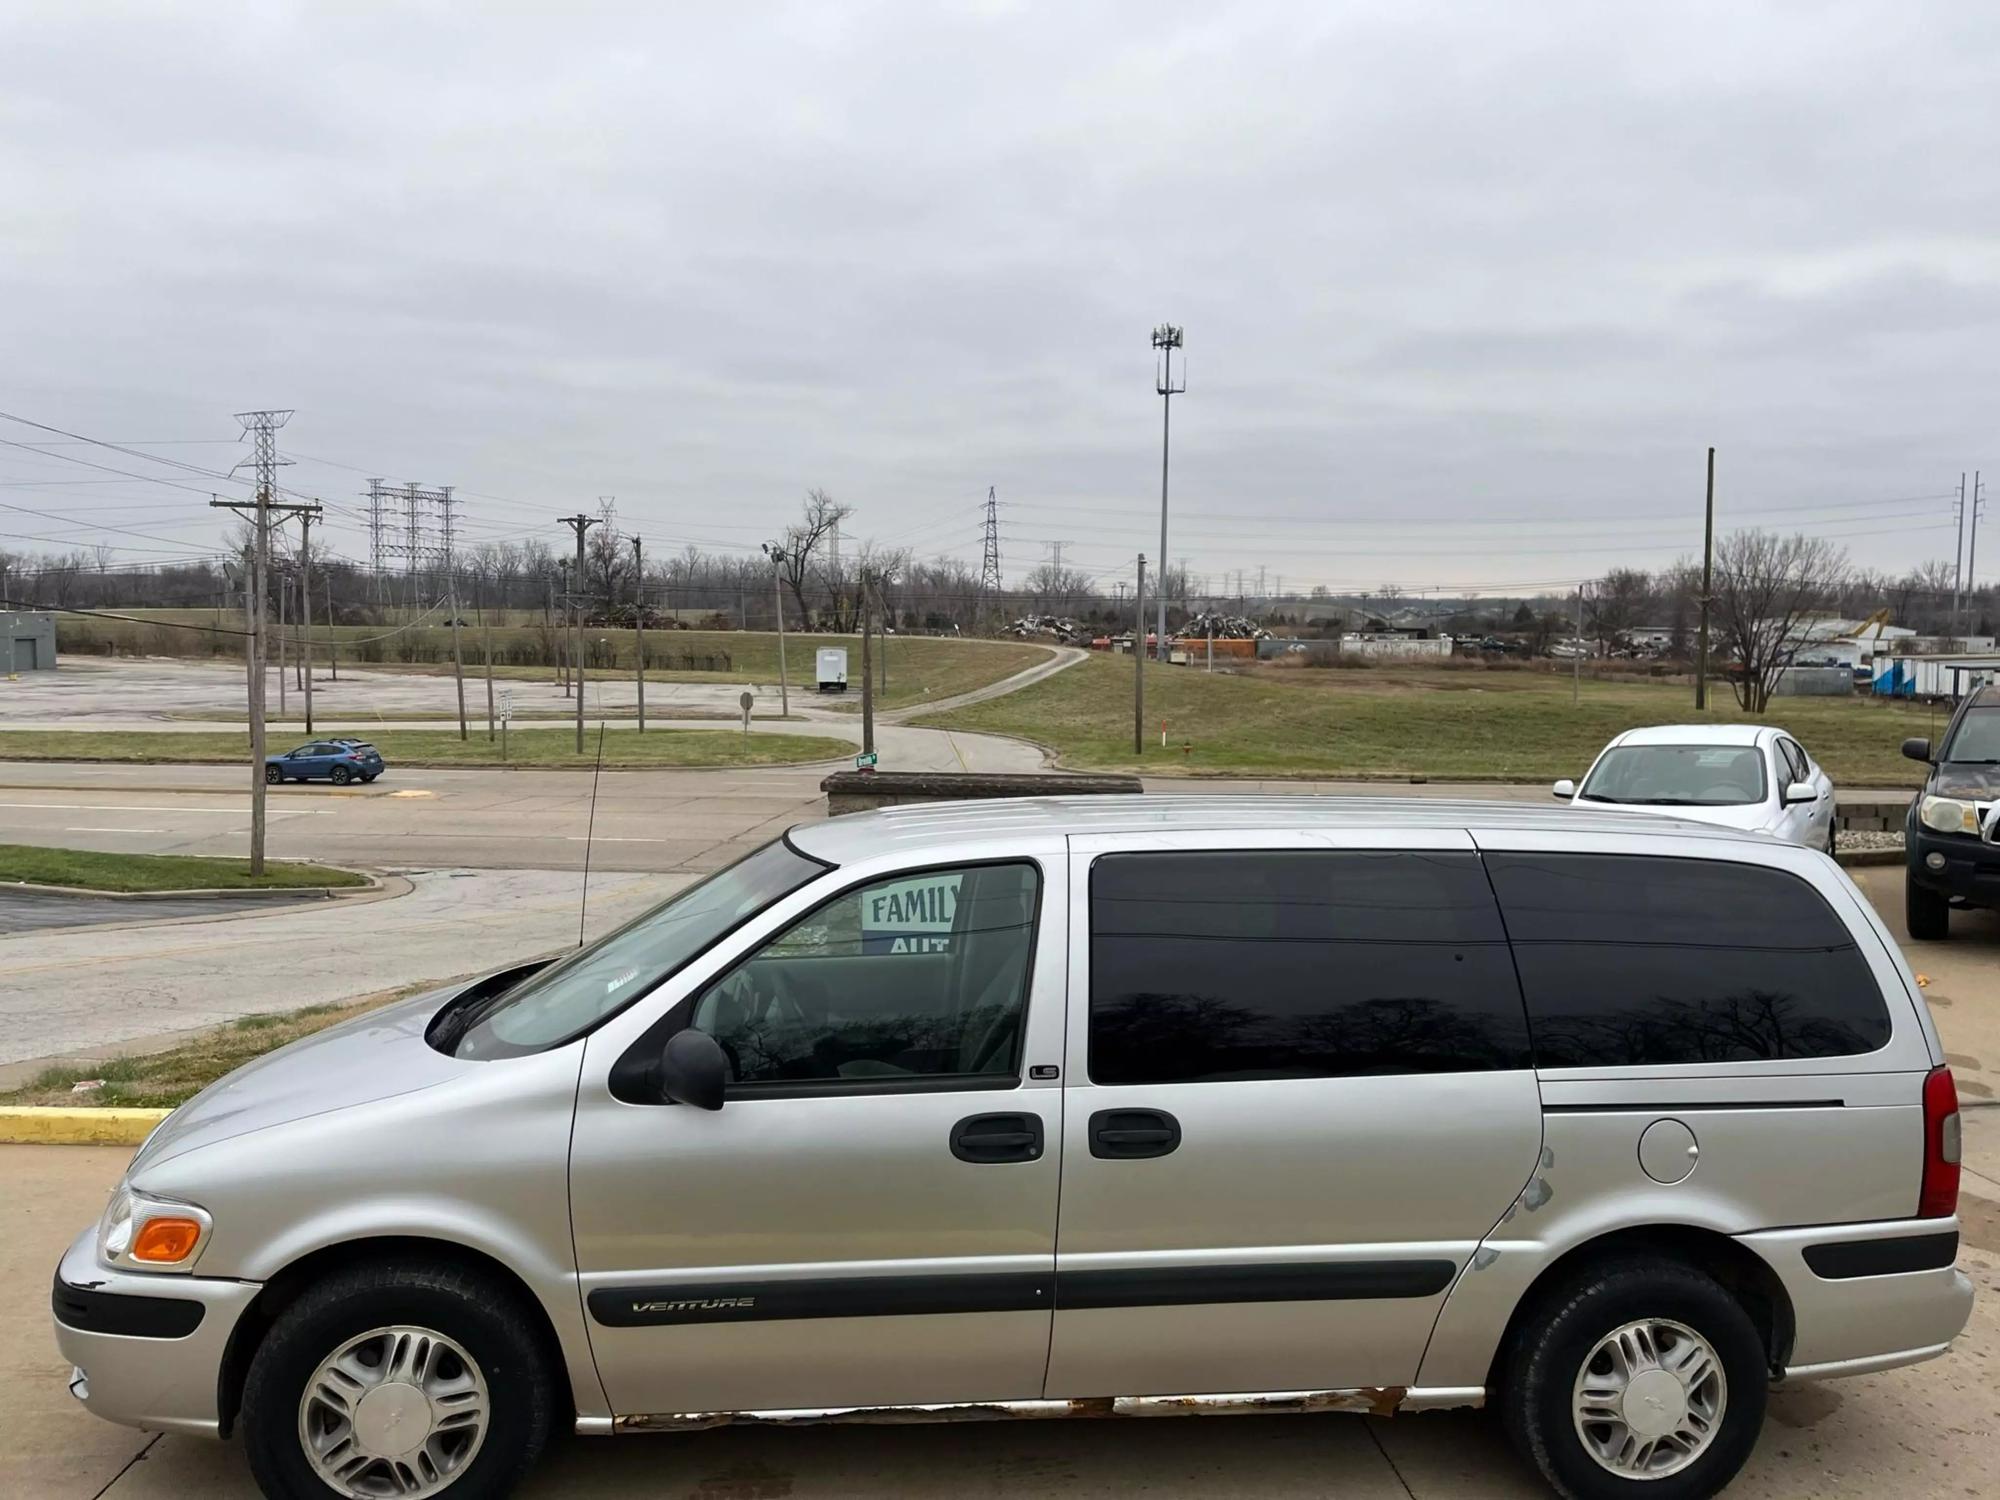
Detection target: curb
<box><xmin>0</xmin><ymin>1107</ymin><xmax>170</xmax><ymax>1146</ymax></box>
<box><xmin>1835</xmin><ymin>849</ymin><xmax>1905</xmax><ymax>868</ymax></box>
<box><xmin>1</xmin><ymin>870</ymin><xmax>381</xmax><ymax>901</ymax></box>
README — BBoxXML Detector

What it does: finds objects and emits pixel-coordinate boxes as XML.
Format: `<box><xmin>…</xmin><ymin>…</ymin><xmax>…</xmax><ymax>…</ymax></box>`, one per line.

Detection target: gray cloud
<box><xmin>4</xmin><ymin>0</ymin><xmax>1998</xmax><ymax>591</ymax></box>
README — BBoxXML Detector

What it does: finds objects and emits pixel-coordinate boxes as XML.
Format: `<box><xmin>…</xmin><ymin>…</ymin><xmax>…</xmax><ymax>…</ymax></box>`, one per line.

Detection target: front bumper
<box><xmin>1907</xmin><ymin>827</ymin><xmax>2000</xmax><ymax>908</ymax></box>
<box><xmin>51</xmin><ymin>1226</ymin><xmax>260</xmax><ymax>1438</ymax></box>
<box><xmin>1738</xmin><ymin>1217</ymin><xmax>1975</xmax><ymax>1383</ymax></box>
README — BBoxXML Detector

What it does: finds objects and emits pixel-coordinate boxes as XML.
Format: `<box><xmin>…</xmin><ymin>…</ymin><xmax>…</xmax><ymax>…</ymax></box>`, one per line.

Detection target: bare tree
<box><xmin>779</xmin><ymin>488</ymin><xmax>852</xmax><ymax>626</ymax></box>
<box><xmin>1586</xmin><ymin>566</ymin><xmax>1650</xmax><ymax>652</ymax></box>
<box><xmin>1710</xmin><ymin>530</ymin><xmax>1850</xmax><ymax>712</ymax></box>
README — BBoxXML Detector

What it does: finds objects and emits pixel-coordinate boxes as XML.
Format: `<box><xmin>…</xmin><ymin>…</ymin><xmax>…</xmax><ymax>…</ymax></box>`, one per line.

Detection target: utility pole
<box><xmin>631</xmin><ymin>535</ymin><xmax>646</xmax><ymax>733</ymax></box>
<box><xmin>1955</xmin><ymin>473</ymin><xmax>1969</xmax><ymax>621</ymax></box>
<box><xmin>1134</xmin><ymin>554</ymin><xmax>1147</xmax><ymax>754</ymax></box>
<box><xmin>296</xmin><ymin>509</ymin><xmax>317</xmax><ymax>733</ymax></box>
<box><xmin>1695</xmin><ymin>446</ymin><xmax>1716</xmax><ymax>712</ymax></box>
<box><xmin>763</xmin><ymin>542</ymin><xmax>790</xmax><ymax>716</ymax></box>
<box><xmin>211</xmin><ymin>409</ymin><xmax>313</xmax><ymax>876</ymax></box>
<box><xmin>275</xmin><ymin>569</ymin><xmax>287</xmax><ymax>720</ymax></box>
<box><xmin>878</xmin><ymin>572</ymin><xmax>890</xmax><ymax>691</ymax></box>
<box><xmin>483</xmin><ymin>608</ymin><xmax>496</xmax><ymax>741</ymax></box>
<box><xmin>1969</xmin><ymin>473</ymin><xmax>1986</xmax><ymax>634</ymax></box>
<box><xmin>861</xmin><ymin>566</ymin><xmax>876</xmax><ymax>758</ymax></box>
<box><xmin>558</xmin><ymin>512</ymin><xmax>601</xmax><ymax>753</ymax></box>
<box><xmin>448</xmin><ymin>562</ymin><xmax>468</xmax><ymax>741</ymax></box>
<box><xmin>1573</xmin><ymin>583</ymin><xmax>1586</xmax><ymax>706</ymax></box>
<box><xmin>1152</xmin><ymin>324</ymin><xmax>1185</xmax><ymax>662</ymax></box>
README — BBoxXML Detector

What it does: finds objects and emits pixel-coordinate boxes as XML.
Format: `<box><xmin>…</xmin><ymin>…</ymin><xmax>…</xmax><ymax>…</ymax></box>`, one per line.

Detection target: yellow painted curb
<box><xmin>0</xmin><ymin>1107</ymin><xmax>171</xmax><ymax>1146</ymax></box>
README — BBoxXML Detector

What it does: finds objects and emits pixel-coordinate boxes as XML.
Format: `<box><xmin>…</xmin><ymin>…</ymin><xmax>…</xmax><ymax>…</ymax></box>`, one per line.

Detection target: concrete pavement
<box><xmin>6</xmin><ymin>1112</ymin><xmax>1996</xmax><ymax>1499</ymax></box>
<box><xmin>0</xmin><ymin>867</ymin><xmax>686</xmax><ymax>1068</ymax></box>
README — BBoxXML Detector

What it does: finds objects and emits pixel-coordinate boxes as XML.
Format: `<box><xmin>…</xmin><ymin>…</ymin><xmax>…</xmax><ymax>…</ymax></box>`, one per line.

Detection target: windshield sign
<box><xmin>1579</xmin><ymin>744</ymin><xmax>1768</xmax><ymax>807</ymax></box>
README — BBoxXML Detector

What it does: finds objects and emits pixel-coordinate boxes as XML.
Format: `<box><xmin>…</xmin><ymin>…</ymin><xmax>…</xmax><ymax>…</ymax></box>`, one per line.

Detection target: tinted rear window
<box><xmin>1486</xmin><ymin>853</ymin><xmax>1890</xmax><ymax>1068</ymax></box>
<box><xmin>1089</xmin><ymin>851</ymin><xmax>1532</xmax><ymax>1085</ymax></box>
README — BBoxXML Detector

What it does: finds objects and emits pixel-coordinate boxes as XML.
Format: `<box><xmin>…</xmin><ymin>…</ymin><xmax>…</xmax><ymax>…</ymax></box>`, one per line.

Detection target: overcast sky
<box><xmin>5</xmin><ymin>1</ymin><xmax>1999</xmax><ymax>594</ymax></box>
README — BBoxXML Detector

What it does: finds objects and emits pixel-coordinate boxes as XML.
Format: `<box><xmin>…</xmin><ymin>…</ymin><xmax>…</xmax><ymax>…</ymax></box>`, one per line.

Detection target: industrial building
<box><xmin>1</xmin><ymin>611</ymin><xmax>55</xmax><ymax>672</ymax></box>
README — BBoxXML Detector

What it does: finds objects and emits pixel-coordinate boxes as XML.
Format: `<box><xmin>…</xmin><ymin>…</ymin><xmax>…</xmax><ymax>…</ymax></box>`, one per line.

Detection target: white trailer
<box><xmin>816</xmin><ymin>647</ymin><xmax>850</xmax><ymax>693</ymax></box>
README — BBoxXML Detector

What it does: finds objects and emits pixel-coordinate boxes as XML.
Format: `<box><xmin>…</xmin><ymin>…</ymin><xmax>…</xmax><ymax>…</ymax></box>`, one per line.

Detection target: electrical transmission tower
<box><xmin>979</xmin><ymin>486</ymin><xmax>1003</xmax><ymax>624</ymax></box>
<box><xmin>367</xmin><ymin>479</ymin><xmax>457</xmax><ymax>605</ymax></box>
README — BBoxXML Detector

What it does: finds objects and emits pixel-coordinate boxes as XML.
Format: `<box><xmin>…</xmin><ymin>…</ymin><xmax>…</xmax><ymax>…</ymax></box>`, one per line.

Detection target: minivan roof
<box><xmin>788</xmin><ymin>794</ymin><xmax>1765</xmax><ymax>864</ymax></box>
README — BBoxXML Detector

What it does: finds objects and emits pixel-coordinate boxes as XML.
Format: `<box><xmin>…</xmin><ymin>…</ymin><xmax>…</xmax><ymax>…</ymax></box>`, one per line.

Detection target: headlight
<box><xmin>1920</xmin><ymin>796</ymin><xmax>1981</xmax><ymax>836</ymax></box>
<box><xmin>97</xmin><ymin>1186</ymin><xmax>210</xmax><ymax>1273</ymax></box>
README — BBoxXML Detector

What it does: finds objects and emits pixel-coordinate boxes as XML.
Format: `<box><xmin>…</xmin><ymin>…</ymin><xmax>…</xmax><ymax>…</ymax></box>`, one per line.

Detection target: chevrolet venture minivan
<box><xmin>53</xmin><ymin>798</ymin><xmax>1972</xmax><ymax>1500</ymax></box>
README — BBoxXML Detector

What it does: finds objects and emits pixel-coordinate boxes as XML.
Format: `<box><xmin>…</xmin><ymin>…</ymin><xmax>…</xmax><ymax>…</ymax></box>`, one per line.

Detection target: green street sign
<box><xmin>856</xmin><ymin>750</ymin><xmax>879</xmax><ymax>770</ymax></box>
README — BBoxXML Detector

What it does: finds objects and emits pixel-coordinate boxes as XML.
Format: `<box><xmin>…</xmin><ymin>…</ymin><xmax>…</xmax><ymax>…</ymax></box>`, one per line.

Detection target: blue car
<box><xmin>265</xmin><ymin>739</ymin><xmax>385</xmax><ymax>785</ymax></box>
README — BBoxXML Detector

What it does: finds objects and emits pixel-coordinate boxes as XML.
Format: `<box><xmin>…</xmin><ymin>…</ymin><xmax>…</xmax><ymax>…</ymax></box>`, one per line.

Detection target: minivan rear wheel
<box><xmin>1906</xmin><ymin>875</ymin><xmax>1950</xmax><ymax>941</ymax></box>
<box><xmin>1500</xmin><ymin>1256</ymin><xmax>1765</xmax><ymax>1500</ymax></box>
<box><xmin>241</xmin><ymin>1261</ymin><xmax>555</xmax><ymax>1500</ymax></box>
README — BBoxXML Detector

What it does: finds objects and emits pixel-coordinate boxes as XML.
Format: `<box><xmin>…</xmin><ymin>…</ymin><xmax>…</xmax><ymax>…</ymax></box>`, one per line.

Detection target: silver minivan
<box><xmin>53</xmin><ymin>798</ymin><xmax>1973</xmax><ymax>1500</ymax></box>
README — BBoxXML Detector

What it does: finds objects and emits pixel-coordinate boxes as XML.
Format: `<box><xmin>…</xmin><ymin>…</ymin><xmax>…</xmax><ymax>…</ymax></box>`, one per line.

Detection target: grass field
<box><xmin>0</xmin><ymin>984</ymin><xmax>432</xmax><ymax>1108</ymax></box>
<box><xmin>0</xmin><ymin>843</ymin><xmax>366</xmax><ymax>892</ymax></box>
<box><xmin>0</xmin><ymin>727</ymin><xmax>854</xmax><ymax>769</ymax></box>
<box><xmin>59</xmin><ymin>619</ymin><xmax>1050</xmax><ymax>714</ymax></box>
<box><xmin>918</xmin><ymin>657</ymin><xmax>1945</xmax><ymax>785</ymax></box>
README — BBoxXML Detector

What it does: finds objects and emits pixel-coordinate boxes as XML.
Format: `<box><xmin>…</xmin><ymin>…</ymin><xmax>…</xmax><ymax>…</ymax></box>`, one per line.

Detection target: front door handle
<box><xmin>1089</xmin><ymin>1108</ymin><xmax>1181</xmax><ymax>1160</ymax></box>
<box><xmin>951</xmin><ymin>1112</ymin><xmax>1044</xmax><ymax>1164</ymax></box>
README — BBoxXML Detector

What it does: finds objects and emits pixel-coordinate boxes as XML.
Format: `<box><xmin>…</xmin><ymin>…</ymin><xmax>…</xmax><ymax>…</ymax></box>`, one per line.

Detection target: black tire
<box><xmin>265</xmin><ymin>765</ymin><xmax>282</xmax><ymax>784</ymax></box>
<box><xmin>1824</xmin><ymin>822</ymin><xmax>1837</xmax><ymax>857</ymax></box>
<box><xmin>1906</xmin><ymin>875</ymin><xmax>1950</xmax><ymax>941</ymax></box>
<box><xmin>330</xmin><ymin>765</ymin><xmax>353</xmax><ymax>785</ymax></box>
<box><xmin>362</xmin><ymin>773</ymin><xmax>379</xmax><ymax>783</ymax></box>
<box><xmin>1499</xmin><ymin>1256</ymin><xmax>1767</xmax><ymax>1500</ymax></box>
<box><xmin>241</xmin><ymin>1261</ymin><xmax>556</xmax><ymax>1500</ymax></box>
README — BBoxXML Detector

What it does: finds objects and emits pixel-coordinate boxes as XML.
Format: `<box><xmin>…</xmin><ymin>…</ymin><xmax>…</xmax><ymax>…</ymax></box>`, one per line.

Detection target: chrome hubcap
<box><xmin>299</xmin><ymin>1325</ymin><xmax>489</xmax><ymax>1497</ymax></box>
<box><xmin>1572</xmin><ymin>1318</ymin><xmax>1725</xmax><ymax>1479</ymax></box>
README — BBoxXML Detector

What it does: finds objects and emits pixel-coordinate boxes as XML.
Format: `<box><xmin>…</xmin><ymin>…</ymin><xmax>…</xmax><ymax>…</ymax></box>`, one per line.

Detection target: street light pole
<box><xmin>1152</xmin><ymin>324</ymin><xmax>1185</xmax><ymax>663</ymax></box>
<box><xmin>763</xmin><ymin>542</ymin><xmax>790</xmax><ymax>717</ymax></box>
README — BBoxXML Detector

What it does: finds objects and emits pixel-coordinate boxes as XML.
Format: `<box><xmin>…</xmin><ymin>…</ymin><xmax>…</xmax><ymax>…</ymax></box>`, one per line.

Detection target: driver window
<box><xmin>689</xmin><ymin>862</ymin><xmax>1041</xmax><ymax>1089</ymax></box>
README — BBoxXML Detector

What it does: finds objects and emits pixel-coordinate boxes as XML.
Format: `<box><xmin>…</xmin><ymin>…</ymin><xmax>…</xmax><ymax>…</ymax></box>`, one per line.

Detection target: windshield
<box><xmin>1943</xmin><ymin>708</ymin><xmax>2000</xmax><ymax>764</ymax></box>
<box><xmin>445</xmin><ymin>837</ymin><xmax>827</xmax><ymax>1059</ymax></box>
<box><xmin>1578</xmin><ymin>744</ymin><xmax>1768</xmax><ymax>807</ymax></box>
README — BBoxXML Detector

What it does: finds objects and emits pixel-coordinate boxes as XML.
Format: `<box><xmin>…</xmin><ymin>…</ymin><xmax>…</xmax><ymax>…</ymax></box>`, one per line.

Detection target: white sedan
<box><xmin>1553</xmin><ymin>723</ymin><xmax>1838</xmax><ymax>851</ymax></box>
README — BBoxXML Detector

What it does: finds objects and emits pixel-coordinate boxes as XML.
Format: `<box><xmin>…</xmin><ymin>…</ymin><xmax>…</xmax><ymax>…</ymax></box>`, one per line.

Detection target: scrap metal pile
<box><xmin>1173</xmin><ymin>611</ymin><xmax>1268</xmax><ymax>641</ymax></box>
<box><xmin>1004</xmin><ymin>615</ymin><xmax>1089</xmax><ymax>642</ymax></box>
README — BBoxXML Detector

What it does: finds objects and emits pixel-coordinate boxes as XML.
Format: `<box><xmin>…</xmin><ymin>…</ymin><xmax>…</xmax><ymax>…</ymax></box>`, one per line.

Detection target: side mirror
<box><xmin>1902</xmin><ymin>737</ymin><xmax>1933</xmax><ymax>764</ymax></box>
<box><xmin>1782</xmin><ymin>780</ymin><xmax>1817</xmax><ymax>806</ymax></box>
<box><xmin>1552</xmin><ymin>779</ymin><xmax>1576</xmax><ymax>801</ymax></box>
<box><xmin>657</xmin><ymin>1028</ymin><xmax>727</xmax><ymax>1110</ymax></box>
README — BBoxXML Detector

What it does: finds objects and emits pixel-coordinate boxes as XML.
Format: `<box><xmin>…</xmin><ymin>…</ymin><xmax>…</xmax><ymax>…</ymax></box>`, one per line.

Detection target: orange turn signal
<box><xmin>130</xmin><ymin>1217</ymin><xmax>202</xmax><ymax>1264</ymax></box>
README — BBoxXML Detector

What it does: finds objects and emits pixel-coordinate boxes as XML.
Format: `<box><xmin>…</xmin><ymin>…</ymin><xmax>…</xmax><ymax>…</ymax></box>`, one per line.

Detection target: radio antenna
<box><xmin>577</xmin><ymin>721</ymin><xmax>608</xmax><ymax>947</ymax></box>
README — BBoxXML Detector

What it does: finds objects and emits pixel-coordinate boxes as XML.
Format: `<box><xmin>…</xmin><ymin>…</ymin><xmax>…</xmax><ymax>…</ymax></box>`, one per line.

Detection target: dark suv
<box><xmin>1902</xmin><ymin>683</ymin><xmax>2000</xmax><ymax>939</ymax></box>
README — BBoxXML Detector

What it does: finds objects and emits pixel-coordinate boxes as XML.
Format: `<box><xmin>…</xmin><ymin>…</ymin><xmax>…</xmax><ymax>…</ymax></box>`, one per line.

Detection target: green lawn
<box><xmin>918</xmin><ymin>657</ymin><xmax>1944</xmax><ymax>786</ymax></box>
<box><xmin>0</xmin><ymin>984</ymin><xmax>437</xmax><ymax>1108</ymax></box>
<box><xmin>0</xmin><ymin>727</ymin><xmax>854</xmax><ymax>770</ymax></box>
<box><xmin>0</xmin><ymin>843</ymin><xmax>367</xmax><ymax>892</ymax></box>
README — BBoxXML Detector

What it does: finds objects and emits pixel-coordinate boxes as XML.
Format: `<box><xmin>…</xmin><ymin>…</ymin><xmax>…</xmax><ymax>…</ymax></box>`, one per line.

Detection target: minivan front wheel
<box><xmin>241</xmin><ymin>1262</ymin><xmax>554</xmax><ymax>1500</ymax></box>
<box><xmin>1501</xmin><ymin>1257</ymin><xmax>1765</xmax><ymax>1500</ymax></box>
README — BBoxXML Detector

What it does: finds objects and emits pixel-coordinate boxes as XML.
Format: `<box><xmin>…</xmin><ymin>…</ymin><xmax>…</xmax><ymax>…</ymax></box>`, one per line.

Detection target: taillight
<box><xmin>1919</xmin><ymin>1065</ymin><xmax>1961</xmax><ymax>1219</ymax></box>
